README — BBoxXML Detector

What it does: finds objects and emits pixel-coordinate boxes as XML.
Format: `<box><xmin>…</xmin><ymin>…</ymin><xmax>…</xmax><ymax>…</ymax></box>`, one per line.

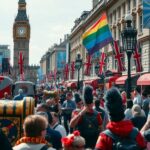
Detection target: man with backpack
<box><xmin>70</xmin><ymin>85</ymin><xmax>103</xmax><ymax>149</ymax></box>
<box><xmin>95</xmin><ymin>87</ymin><xmax>146</xmax><ymax>150</ymax></box>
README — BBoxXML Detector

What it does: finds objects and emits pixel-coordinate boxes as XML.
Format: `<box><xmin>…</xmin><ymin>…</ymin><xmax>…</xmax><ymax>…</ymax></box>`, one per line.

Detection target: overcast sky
<box><xmin>0</xmin><ymin>0</ymin><xmax>92</xmax><ymax>65</ymax></box>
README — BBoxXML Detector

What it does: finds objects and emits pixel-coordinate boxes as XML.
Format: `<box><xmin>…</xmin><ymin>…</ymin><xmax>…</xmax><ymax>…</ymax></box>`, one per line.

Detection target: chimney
<box><xmin>93</xmin><ymin>0</ymin><xmax>99</xmax><ymax>8</ymax></box>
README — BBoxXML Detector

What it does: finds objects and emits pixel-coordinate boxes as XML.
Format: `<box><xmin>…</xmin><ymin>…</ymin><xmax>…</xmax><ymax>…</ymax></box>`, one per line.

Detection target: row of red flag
<box><xmin>17</xmin><ymin>41</ymin><xmax>142</xmax><ymax>82</ymax></box>
<box><xmin>63</xmin><ymin>40</ymin><xmax>142</xmax><ymax>80</ymax></box>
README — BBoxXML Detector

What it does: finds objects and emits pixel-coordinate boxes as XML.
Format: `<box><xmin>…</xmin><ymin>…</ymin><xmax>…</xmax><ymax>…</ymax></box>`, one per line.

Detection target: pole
<box><xmin>77</xmin><ymin>69</ymin><xmax>80</xmax><ymax>91</ymax></box>
<box><xmin>127</xmin><ymin>52</ymin><xmax>132</xmax><ymax>100</ymax></box>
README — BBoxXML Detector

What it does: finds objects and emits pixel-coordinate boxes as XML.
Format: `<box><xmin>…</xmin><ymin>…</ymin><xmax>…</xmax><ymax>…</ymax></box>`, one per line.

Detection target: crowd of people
<box><xmin>0</xmin><ymin>84</ymin><xmax>150</xmax><ymax>150</ymax></box>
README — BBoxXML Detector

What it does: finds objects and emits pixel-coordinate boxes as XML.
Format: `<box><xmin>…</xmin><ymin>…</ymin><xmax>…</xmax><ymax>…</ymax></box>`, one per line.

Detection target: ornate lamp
<box><xmin>75</xmin><ymin>52</ymin><xmax>82</xmax><ymax>90</ymax></box>
<box><xmin>121</xmin><ymin>14</ymin><xmax>137</xmax><ymax>100</ymax></box>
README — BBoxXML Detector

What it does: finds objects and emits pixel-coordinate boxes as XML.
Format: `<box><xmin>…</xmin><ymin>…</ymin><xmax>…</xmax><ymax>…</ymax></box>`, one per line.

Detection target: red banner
<box><xmin>70</xmin><ymin>62</ymin><xmax>75</xmax><ymax>79</ymax></box>
<box><xmin>99</xmin><ymin>52</ymin><xmax>106</xmax><ymax>75</ymax></box>
<box><xmin>133</xmin><ymin>45</ymin><xmax>142</xmax><ymax>72</ymax></box>
<box><xmin>84</xmin><ymin>55</ymin><xmax>92</xmax><ymax>76</ymax></box>
<box><xmin>113</xmin><ymin>40</ymin><xmax>125</xmax><ymax>72</ymax></box>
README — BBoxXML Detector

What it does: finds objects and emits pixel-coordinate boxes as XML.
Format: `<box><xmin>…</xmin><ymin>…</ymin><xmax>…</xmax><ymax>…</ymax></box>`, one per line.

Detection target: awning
<box><xmin>84</xmin><ymin>79</ymin><xmax>98</xmax><ymax>88</ymax></box>
<box><xmin>105</xmin><ymin>76</ymin><xmax>120</xmax><ymax>89</ymax></box>
<box><xmin>67</xmin><ymin>82</ymin><xmax>77</xmax><ymax>88</ymax></box>
<box><xmin>115</xmin><ymin>74</ymin><xmax>140</xmax><ymax>85</ymax></box>
<box><xmin>137</xmin><ymin>73</ymin><xmax>150</xmax><ymax>85</ymax></box>
<box><xmin>115</xmin><ymin>76</ymin><xmax>128</xmax><ymax>85</ymax></box>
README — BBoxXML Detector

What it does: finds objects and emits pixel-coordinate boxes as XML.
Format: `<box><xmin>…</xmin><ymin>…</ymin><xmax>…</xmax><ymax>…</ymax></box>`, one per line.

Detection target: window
<box><xmin>118</xmin><ymin>7</ymin><xmax>121</xmax><ymax>18</ymax></box>
<box><xmin>133</xmin><ymin>0</ymin><xmax>136</xmax><ymax>8</ymax></box>
<box><xmin>122</xmin><ymin>3</ymin><xmax>126</xmax><ymax>16</ymax></box>
<box><xmin>133</xmin><ymin>16</ymin><xmax>136</xmax><ymax>28</ymax></box>
<box><xmin>114</xmin><ymin>28</ymin><xmax>116</xmax><ymax>39</ymax></box>
<box><xmin>118</xmin><ymin>28</ymin><xmax>121</xmax><ymax>41</ymax></box>
<box><xmin>109</xmin><ymin>14</ymin><xmax>112</xmax><ymax>25</ymax></box>
<box><xmin>139</xmin><ymin>14</ymin><xmax>143</xmax><ymax>33</ymax></box>
<box><xmin>127</xmin><ymin>0</ymin><xmax>131</xmax><ymax>13</ymax></box>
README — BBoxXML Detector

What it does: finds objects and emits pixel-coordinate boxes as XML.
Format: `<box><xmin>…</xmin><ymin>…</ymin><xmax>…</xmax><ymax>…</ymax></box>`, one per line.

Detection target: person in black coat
<box><xmin>0</xmin><ymin>129</ymin><xmax>12</xmax><ymax>150</ymax></box>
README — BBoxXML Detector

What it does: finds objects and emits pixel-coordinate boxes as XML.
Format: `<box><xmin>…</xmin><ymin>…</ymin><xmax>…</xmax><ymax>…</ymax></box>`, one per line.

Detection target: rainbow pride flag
<box><xmin>82</xmin><ymin>12</ymin><xmax>113</xmax><ymax>55</ymax></box>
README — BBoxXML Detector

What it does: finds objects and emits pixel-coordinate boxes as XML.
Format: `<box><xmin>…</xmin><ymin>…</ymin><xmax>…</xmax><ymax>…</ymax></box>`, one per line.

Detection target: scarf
<box><xmin>15</xmin><ymin>136</ymin><xmax>51</xmax><ymax>147</ymax></box>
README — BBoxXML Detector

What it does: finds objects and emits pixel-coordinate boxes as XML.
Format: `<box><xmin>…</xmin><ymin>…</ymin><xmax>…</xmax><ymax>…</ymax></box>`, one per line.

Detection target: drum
<box><xmin>0</xmin><ymin>97</ymin><xmax>35</xmax><ymax>145</ymax></box>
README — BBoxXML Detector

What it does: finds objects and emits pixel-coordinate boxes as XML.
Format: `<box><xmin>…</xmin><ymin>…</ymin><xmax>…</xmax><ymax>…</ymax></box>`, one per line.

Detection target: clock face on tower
<box><xmin>16</xmin><ymin>26</ymin><xmax>26</xmax><ymax>37</ymax></box>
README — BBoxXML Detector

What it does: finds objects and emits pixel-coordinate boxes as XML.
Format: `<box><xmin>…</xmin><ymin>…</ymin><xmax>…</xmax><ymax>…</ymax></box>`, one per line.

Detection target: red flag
<box><xmin>64</xmin><ymin>64</ymin><xmax>69</xmax><ymax>80</ymax></box>
<box><xmin>99</xmin><ymin>52</ymin><xmax>106</xmax><ymax>75</ymax></box>
<box><xmin>18</xmin><ymin>52</ymin><xmax>24</xmax><ymax>80</ymax></box>
<box><xmin>70</xmin><ymin>62</ymin><xmax>75</xmax><ymax>79</ymax></box>
<box><xmin>133</xmin><ymin>45</ymin><xmax>142</xmax><ymax>72</ymax></box>
<box><xmin>18</xmin><ymin>52</ymin><xmax>23</xmax><ymax>74</ymax></box>
<box><xmin>84</xmin><ymin>55</ymin><xmax>92</xmax><ymax>76</ymax></box>
<box><xmin>113</xmin><ymin>40</ymin><xmax>125</xmax><ymax>72</ymax></box>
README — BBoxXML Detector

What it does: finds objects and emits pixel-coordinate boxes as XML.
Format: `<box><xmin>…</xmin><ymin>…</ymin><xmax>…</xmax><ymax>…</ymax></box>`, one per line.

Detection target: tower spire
<box><xmin>15</xmin><ymin>0</ymin><xmax>28</xmax><ymax>21</ymax></box>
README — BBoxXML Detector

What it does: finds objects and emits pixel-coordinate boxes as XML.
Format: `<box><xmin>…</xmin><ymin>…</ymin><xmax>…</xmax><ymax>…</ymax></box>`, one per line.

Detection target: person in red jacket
<box><xmin>95</xmin><ymin>87</ymin><xmax>146</xmax><ymax>150</ymax></box>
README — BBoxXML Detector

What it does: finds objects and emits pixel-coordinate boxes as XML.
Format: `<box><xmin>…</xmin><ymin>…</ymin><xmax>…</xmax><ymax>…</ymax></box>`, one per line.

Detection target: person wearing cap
<box><xmin>130</xmin><ymin>104</ymin><xmax>146</xmax><ymax>130</ymax></box>
<box><xmin>13</xmin><ymin>88</ymin><xmax>24</xmax><ymax>100</ymax></box>
<box><xmin>95</xmin><ymin>87</ymin><xmax>146</xmax><ymax>150</ymax></box>
<box><xmin>70</xmin><ymin>85</ymin><xmax>102</xmax><ymax>149</ymax></box>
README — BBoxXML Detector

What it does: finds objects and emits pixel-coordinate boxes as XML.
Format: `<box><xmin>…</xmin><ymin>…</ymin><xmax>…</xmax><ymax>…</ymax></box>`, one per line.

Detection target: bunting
<box><xmin>99</xmin><ymin>52</ymin><xmax>106</xmax><ymax>75</ymax></box>
<box><xmin>113</xmin><ymin>41</ymin><xmax>125</xmax><ymax>72</ymax></box>
<box><xmin>84</xmin><ymin>55</ymin><xmax>92</xmax><ymax>76</ymax></box>
<box><xmin>70</xmin><ymin>62</ymin><xmax>75</xmax><ymax>79</ymax></box>
<box><xmin>133</xmin><ymin>45</ymin><xmax>142</xmax><ymax>72</ymax></box>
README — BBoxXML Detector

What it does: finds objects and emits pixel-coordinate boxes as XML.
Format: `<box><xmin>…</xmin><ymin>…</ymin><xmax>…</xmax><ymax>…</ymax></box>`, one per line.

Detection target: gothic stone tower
<box><xmin>12</xmin><ymin>0</ymin><xmax>39</xmax><ymax>82</ymax></box>
<box><xmin>13</xmin><ymin>0</ymin><xmax>30</xmax><ymax>69</ymax></box>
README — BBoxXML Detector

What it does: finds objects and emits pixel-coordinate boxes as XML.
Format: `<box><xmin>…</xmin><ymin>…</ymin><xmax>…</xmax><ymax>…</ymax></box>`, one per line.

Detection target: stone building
<box><xmin>40</xmin><ymin>37</ymin><xmax>67</xmax><ymax>83</ymax></box>
<box><xmin>0</xmin><ymin>45</ymin><xmax>10</xmax><ymax>74</ymax></box>
<box><xmin>69</xmin><ymin>0</ymin><xmax>150</xmax><ymax>90</ymax></box>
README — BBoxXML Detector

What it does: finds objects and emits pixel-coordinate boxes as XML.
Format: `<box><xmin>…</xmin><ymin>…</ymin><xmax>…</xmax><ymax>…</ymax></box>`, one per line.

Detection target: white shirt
<box><xmin>52</xmin><ymin>123</ymin><xmax>67</xmax><ymax>137</ymax></box>
<box><xmin>133</xmin><ymin>94</ymin><xmax>142</xmax><ymax>107</ymax></box>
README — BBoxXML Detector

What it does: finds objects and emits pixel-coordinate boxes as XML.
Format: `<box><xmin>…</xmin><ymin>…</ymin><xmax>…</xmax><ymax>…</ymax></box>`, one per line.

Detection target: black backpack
<box><xmin>76</xmin><ymin>110</ymin><xmax>101</xmax><ymax>148</ymax></box>
<box><xmin>103</xmin><ymin>128</ymin><xmax>141</xmax><ymax>150</ymax></box>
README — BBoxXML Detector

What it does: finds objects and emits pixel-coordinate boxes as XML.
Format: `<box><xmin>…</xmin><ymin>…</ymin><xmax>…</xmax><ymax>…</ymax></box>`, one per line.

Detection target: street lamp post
<box><xmin>75</xmin><ymin>52</ymin><xmax>82</xmax><ymax>91</ymax></box>
<box><xmin>121</xmin><ymin>14</ymin><xmax>137</xmax><ymax>100</ymax></box>
<box><xmin>95</xmin><ymin>63</ymin><xmax>105</xmax><ymax>91</ymax></box>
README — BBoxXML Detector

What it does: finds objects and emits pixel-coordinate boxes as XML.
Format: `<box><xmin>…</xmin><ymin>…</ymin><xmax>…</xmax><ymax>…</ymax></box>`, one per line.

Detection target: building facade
<box><xmin>40</xmin><ymin>38</ymin><xmax>67</xmax><ymax>83</ymax></box>
<box><xmin>0</xmin><ymin>45</ymin><xmax>10</xmax><ymax>74</ymax></box>
<box><xmin>69</xmin><ymin>0</ymin><xmax>150</xmax><ymax>81</ymax></box>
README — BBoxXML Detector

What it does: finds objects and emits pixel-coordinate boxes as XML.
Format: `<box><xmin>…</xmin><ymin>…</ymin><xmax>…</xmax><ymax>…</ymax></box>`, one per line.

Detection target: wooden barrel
<box><xmin>0</xmin><ymin>97</ymin><xmax>35</xmax><ymax>145</ymax></box>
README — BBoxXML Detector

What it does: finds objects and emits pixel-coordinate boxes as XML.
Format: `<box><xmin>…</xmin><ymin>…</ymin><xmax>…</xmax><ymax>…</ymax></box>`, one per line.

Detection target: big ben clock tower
<box><xmin>13</xmin><ymin>0</ymin><xmax>30</xmax><ymax>68</ymax></box>
<box><xmin>12</xmin><ymin>0</ymin><xmax>39</xmax><ymax>82</ymax></box>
